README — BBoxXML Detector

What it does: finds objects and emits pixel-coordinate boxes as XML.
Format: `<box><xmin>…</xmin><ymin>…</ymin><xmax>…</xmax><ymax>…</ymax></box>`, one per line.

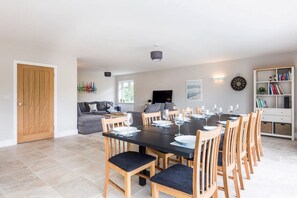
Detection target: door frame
<box><xmin>13</xmin><ymin>60</ymin><xmax>58</xmax><ymax>144</ymax></box>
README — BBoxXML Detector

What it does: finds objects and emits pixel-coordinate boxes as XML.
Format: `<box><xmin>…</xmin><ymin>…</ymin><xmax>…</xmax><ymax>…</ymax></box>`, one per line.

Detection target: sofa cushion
<box><xmin>106</xmin><ymin>101</ymin><xmax>113</xmax><ymax>109</ymax></box>
<box><xmin>165</xmin><ymin>102</ymin><xmax>174</xmax><ymax>110</ymax></box>
<box><xmin>145</xmin><ymin>103</ymin><xmax>161</xmax><ymax>113</ymax></box>
<box><xmin>77</xmin><ymin>104</ymin><xmax>82</xmax><ymax>116</ymax></box>
<box><xmin>77</xmin><ymin>114</ymin><xmax>104</xmax><ymax>125</ymax></box>
<box><xmin>156</xmin><ymin>103</ymin><xmax>165</xmax><ymax>112</ymax></box>
<box><xmin>96</xmin><ymin>101</ymin><xmax>107</xmax><ymax>111</ymax></box>
<box><xmin>84</xmin><ymin>102</ymin><xmax>96</xmax><ymax>112</ymax></box>
<box><xmin>78</xmin><ymin>102</ymin><xmax>88</xmax><ymax>113</ymax></box>
<box><xmin>88</xmin><ymin>103</ymin><xmax>98</xmax><ymax>112</ymax></box>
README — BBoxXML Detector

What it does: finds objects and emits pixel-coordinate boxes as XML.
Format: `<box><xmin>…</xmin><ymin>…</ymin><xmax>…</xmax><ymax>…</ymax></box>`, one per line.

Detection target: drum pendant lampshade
<box><xmin>151</xmin><ymin>51</ymin><xmax>162</xmax><ymax>61</ymax></box>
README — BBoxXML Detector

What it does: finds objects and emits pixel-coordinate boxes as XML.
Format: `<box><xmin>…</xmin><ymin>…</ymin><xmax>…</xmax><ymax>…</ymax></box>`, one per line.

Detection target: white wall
<box><xmin>77</xmin><ymin>71</ymin><xmax>115</xmax><ymax>102</ymax></box>
<box><xmin>116</xmin><ymin>51</ymin><xmax>297</xmax><ymax>136</ymax></box>
<box><xmin>0</xmin><ymin>43</ymin><xmax>77</xmax><ymax>147</ymax></box>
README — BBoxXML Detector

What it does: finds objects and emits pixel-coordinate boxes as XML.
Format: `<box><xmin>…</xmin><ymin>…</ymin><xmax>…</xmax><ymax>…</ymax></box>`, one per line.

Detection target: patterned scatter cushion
<box><xmin>165</xmin><ymin>102</ymin><xmax>174</xmax><ymax>110</ymax></box>
<box><xmin>88</xmin><ymin>103</ymin><xmax>98</xmax><ymax>112</ymax></box>
<box><xmin>107</xmin><ymin>103</ymin><xmax>118</xmax><ymax>113</ymax></box>
<box><xmin>145</xmin><ymin>103</ymin><xmax>161</xmax><ymax>113</ymax></box>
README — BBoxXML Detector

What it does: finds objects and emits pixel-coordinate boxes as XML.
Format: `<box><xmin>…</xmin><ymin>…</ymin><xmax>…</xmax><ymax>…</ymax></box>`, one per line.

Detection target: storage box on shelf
<box><xmin>253</xmin><ymin>66</ymin><xmax>295</xmax><ymax>140</ymax></box>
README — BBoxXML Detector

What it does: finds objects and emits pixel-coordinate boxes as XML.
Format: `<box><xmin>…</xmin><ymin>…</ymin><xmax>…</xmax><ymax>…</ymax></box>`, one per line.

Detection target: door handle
<box><xmin>18</xmin><ymin>103</ymin><xmax>23</xmax><ymax>106</ymax></box>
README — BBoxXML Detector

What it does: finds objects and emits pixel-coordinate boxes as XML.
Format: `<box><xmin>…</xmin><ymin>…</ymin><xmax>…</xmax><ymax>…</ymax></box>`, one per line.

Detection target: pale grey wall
<box><xmin>77</xmin><ymin>71</ymin><xmax>115</xmax><ymax>102</ymax></box>
<box><xmin>0</xmin><ymin>43</ymin><xmax>77</xmax><ymax>144</ymax></box>
<box><xmin>116</xmin><ymin>51</ymin><xmax>297</xmax><ymax>136</ymax></box>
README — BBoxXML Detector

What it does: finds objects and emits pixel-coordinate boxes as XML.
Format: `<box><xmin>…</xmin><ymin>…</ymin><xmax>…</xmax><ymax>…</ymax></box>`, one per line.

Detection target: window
<box><xmin>118</xmin><ymin>80</ymin><xmax>134</xmax><ymax>103</ymax></box>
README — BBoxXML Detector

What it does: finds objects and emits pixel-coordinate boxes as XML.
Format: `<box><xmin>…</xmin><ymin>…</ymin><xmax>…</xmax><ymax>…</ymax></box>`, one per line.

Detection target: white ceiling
<box><xmin>1</xmin><ymin>0</ymin><xmax>297</xmax><ymax>75</ymax></box>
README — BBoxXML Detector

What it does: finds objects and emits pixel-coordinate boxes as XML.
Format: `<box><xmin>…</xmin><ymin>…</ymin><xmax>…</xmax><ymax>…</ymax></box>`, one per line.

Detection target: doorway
<box><xmin>17</xmin><ymin>64</ymin><xmax>54</xmax><ymax>143</ymax></box>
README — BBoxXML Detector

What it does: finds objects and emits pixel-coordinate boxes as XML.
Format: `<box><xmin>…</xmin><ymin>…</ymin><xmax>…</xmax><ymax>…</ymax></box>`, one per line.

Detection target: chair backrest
<box><xmin>168</xmin><ymin>110</ymin><xmax>179</xmax><ymax>121</ymax></box>
<box><xmin>193</xmin><ymin>126</ymin><xmax>222</xmax><ymax>197</ymax></box>
<box><xmin>195</xmin><ymin>106</ymin><xmax>203</xmax><ymax>114</ymax></box>
<box><xmin>142</xmin><ymin>111</ymin><xmax>161</xmax><ymax>125</ymax></box>
<box><xmin>102</xmin><ymin>117</ymin><xmax>130</xmax><ymax>159</ymax></box>
<box><xmin>247</xmin><ymin>112</ymin><xmax>257</xmax><ymax>147</ymax></box>
<box><xmin>182</xmin><ymin>108</ymin><xmax>193</xmax><ymax>116</ymax></box>
<box><xmin>222</xmin><ymin>119</ymin><xmax>240</xmax><ymax>169</ymax></box>
<box><xmin>255</xmin><ymin>109</ymin><xmax>263</xmax><ymax>140</ymax></box>
<box><xmin>237</xmin><ymin>115</ymin><xmax>250</xmax><ymax>158</ymax></box>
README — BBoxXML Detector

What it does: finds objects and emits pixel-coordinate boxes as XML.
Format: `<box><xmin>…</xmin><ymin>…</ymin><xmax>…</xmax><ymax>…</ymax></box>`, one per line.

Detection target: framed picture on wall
<box><xmin>186</xmin><ymin>80</ymin><xmax>202</xmax><ymax>101</ymax></box>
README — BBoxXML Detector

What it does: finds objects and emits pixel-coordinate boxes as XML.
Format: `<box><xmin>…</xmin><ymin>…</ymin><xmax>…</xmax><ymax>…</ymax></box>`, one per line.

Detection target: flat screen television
<box><xmin>152</xmin><ymin>90</ymin><xmax>173</xmax><ymax>104</ymax></box>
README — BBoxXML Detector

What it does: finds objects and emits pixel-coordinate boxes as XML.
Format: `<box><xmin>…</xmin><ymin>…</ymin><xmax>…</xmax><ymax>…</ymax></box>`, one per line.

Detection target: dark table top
<box><xmin>102</xmin><ymin>114</ymin><xmax>235</xmax><ymax>159</ymax></box>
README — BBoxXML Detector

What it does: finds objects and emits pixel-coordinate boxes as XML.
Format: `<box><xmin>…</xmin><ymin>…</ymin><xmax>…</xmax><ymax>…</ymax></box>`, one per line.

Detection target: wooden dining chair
<box><xmin>195</xmin><ymin>106</ymin><xmax>203</xmax><ymax>114</ymax></box>
<box><xmin>236</xmin><ymin>115</ymin><xmax>251</xmax><ymax>190</ymax></box>
<box><xmin>255</xmin><ymin>109</ymin><xmax>264</xmax><ymax>161</ymax></box>
<box><xmin>182</xmin><ymin>108</ymin><xmax>193</xmax><ymax>117</ymax></box>
<box><xmin>142</xmin><ymin>112</ymin><xmax>175</xmax><ymax>170</ymax></box>
<box><xmin>217</xmin><ymin>119</ymin><xmax>240</xmax><ymax>198</ymax></box>
<box><xmin>142</xmin><ymin>111</ymin><xmax>162</xmax><ymax>125</ymax></box>
<box><xmin>246</xmin><ymin>112</ymin><xmax>257</xmax><ymax>174</ymax></box>
<box><xmin>150</xmin><ymin>126</ymin><xmax>222</xmax><ymax>198</ymax></box>
<box><xmin>168</xmin><ymin>110</ymin><xmax>179</xmax><ymax>121</ymax></box>
<box><xmin>102</xmin><ymin>117</ymin><xmax>156</xmax><ymax>198</ymax></box>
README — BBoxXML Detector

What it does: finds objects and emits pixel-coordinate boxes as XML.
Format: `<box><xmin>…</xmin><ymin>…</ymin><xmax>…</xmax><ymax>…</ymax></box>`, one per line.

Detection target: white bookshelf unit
<box><xmin>253</xmin><ymin>66</ymin><xmax>295</xmax><ymax>140</ymax></box>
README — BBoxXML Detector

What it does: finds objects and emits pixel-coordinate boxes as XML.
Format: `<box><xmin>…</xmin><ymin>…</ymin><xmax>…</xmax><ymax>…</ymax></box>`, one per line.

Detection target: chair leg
<box><xmin>255</xmin><ymin>141</ymin><xmax>261</xmax><ymax>162</ymax></box>
<box><xmin>163</xmin><ymin>156</ymin><xmax>168</xmax><ymax>169</ymax></box>
<box><xmin>252</xmin><ymin>147</ymin><xmax>257</xmax><ymax>167</ymax></box>
<box><xmin>233</xmin><ymin>168</ymin><xmax>240</xmax><ymax>198</ymax></box>
<box><xmin>151</xmin><ymin>183</ymin><xmax>159</xmax><ymax>198</ymax></box>
<box><xmin>222</xmin><ymin>168</ymin><xmax>230</xmax><ymax>198</ymax></box>
<box><xmin>243</xmin><ymin>155</ymin><xmax>250</xmax><ymax>180</ymax></box>
<box><xmin>104</xmin><ymin>165</ymin><xmax>110</xmax><ymax>198</ymax></box>
<box><xmin>124</xmin><ymin>174</ymin><xmax>131</xmax><ymax>198</ymax></box>
<box><xmin>213</xmin><ymin>188</ymin><xmax>218</xmax><ymax>198</ymax></box>
<box><xmin>247</xmin><ymin>149</ymin><xmax>254</xmax><ymax>174</ymax></box>
<box><xmin>259</xmin><ymin>140</ymin><xmax>264</xmax><ymax>157</ymax></box>
<box><xmin>150</xmin><ymin>163</ymin><xmax>155</xmax><ymax>178</ymax></box>
<box><xmin>237</xmin><ymin>158</ymin><xmax>244</xmax><ymax>190</ymax></box>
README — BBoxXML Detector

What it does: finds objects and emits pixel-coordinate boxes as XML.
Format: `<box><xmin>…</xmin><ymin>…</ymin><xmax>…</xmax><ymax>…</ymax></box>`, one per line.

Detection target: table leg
<box><xmin>139</xmin><ymin>145</ymin><xmax>149</xmax><ymax>186</ymax></box>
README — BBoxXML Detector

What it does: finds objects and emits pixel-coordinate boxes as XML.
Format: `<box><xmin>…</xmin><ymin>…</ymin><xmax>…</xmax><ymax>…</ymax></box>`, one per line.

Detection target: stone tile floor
<box><xmin>0</xmin><ymin>133</ymin><xmax>296</xmax><ymax>197</ymax></box>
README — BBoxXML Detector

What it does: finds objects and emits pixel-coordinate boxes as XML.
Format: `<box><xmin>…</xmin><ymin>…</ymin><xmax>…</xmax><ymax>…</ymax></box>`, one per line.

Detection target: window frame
<box><xmin>118</xmin><ymin>80</ymin><xmax>134</xmax><ymax>104</ymax></box>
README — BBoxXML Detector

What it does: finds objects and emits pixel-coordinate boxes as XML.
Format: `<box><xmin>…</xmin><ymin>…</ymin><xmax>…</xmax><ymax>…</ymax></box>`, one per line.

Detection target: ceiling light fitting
<box><xmin>151</xmin><ymin>51</ymin><xmax>163</xmax><ymax>61</ymax></box>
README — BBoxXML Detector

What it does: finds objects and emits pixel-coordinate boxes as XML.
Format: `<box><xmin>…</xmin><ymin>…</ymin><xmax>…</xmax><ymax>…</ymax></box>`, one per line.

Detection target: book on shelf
<box><xmin>278</xmin><ymin>84</ymin><xmax>284</xmax><ymax>94</ymax></box>
<box><xmin>256</xmin><ymin>99</ymin><xmax>268</xmax><ymax>108</ymax></box>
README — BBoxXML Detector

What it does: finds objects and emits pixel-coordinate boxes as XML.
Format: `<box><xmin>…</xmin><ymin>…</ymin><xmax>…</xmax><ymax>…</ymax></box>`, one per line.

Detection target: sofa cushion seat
<box><xmin>78</xmin><ymin>114</ymin><xmax>104</xmax><ymax>125</ymax></box>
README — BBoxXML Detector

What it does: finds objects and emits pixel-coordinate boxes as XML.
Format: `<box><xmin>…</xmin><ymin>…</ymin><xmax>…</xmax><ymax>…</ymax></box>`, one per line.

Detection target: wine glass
<box><xmin>185</xmin><ymin>107</ymin><xmax>191</xmax><ymax>119</ymax></box>
<box><xmin>234</xmin><ymin>104</ymin><xmax>240</xmax><ymax>115</ymax></box>
<box><xmin>212</xmin><ymin>104</ymin><xmax>217</xmax><ymax>112</ymax></box>
<box><xmin>175</xmin><ymin>114</ymin><xmax>184</xmax><ymax>136</ymax></box>
<box><xmin>162</xmin><ymin>109</ymin><xmax>169</xmax><ymax>121</ymax></box>
<box><xmin>217</xmin><ymin>107</ymin><xmax>223</xmax><ymax>121</ymax></box>
<box><xmin>124</xmin><ymin>113</ymin><xmax>133</xmax><ymax>136</ymax></box>
<box><xmin>204</xmin><ymin>110</ymin><xmax>211</xmax><ymax>126</ymax></box>
<box><xmin>228</xmin><ymin>105</ymin><xmax>234</xmax><ymax>117</ymax></box>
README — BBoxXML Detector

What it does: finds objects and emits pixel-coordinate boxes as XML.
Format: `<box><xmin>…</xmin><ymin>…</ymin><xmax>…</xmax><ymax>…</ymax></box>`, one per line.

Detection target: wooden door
<box><xmin>17</xmin><ymin>64</ymin><xmax>54</xmax><ymax>143</ymax></box>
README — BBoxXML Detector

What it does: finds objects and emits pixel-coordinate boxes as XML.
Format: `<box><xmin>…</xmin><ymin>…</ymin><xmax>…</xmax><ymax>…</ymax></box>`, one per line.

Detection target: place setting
<box><xmin>151</xmin><ymin>109</ymin><xmax>173</xmax><ymax>128</ymax></box>
<box><xmin>111</xmin><ymin>113</ymin><xmax>140</xmax><ymax>137</ymax></box>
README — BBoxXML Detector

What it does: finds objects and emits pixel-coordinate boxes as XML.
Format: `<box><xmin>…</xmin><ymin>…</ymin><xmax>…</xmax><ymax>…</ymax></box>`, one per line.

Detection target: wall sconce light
<box><xmin>212</xmin><ymin>75</ymin><xmax>225</xmax><ymax>82</ymax></box>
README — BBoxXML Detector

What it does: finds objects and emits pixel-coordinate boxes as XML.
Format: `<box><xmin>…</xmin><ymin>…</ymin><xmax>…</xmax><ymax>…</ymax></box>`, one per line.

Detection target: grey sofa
<box><xmin>129</xmin><ymin>102</ymin><xmax>175</xmax><ymax>127</ymax></box>
<box><xmin>77</xmin><ymin>101</ymin><xmax>121</xmax><ymax>134</ymax></box>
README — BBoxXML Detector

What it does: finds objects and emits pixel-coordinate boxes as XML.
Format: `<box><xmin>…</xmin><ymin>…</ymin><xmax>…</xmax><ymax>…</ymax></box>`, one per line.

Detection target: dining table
<box><xmin>102</xmin><ymin>114</ymin><xmax>237</xmax><ymax>186</ymax></box>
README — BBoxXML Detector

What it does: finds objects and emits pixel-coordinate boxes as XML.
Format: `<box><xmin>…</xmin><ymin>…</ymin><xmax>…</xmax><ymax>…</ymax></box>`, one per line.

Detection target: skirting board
<box><xmin>0</xmin><ymin>129</ymin><xmax>78</xmax><ymax>148</ymax></box>
<box><xmin>54</xmin><ymin>129</ymin><xmax>78</xmax><ymax>138</ymax></box>
<box><xmin>0</xmin><ymin>139</ymin><xmax>17</xmax><ymax>148</ymax></box>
